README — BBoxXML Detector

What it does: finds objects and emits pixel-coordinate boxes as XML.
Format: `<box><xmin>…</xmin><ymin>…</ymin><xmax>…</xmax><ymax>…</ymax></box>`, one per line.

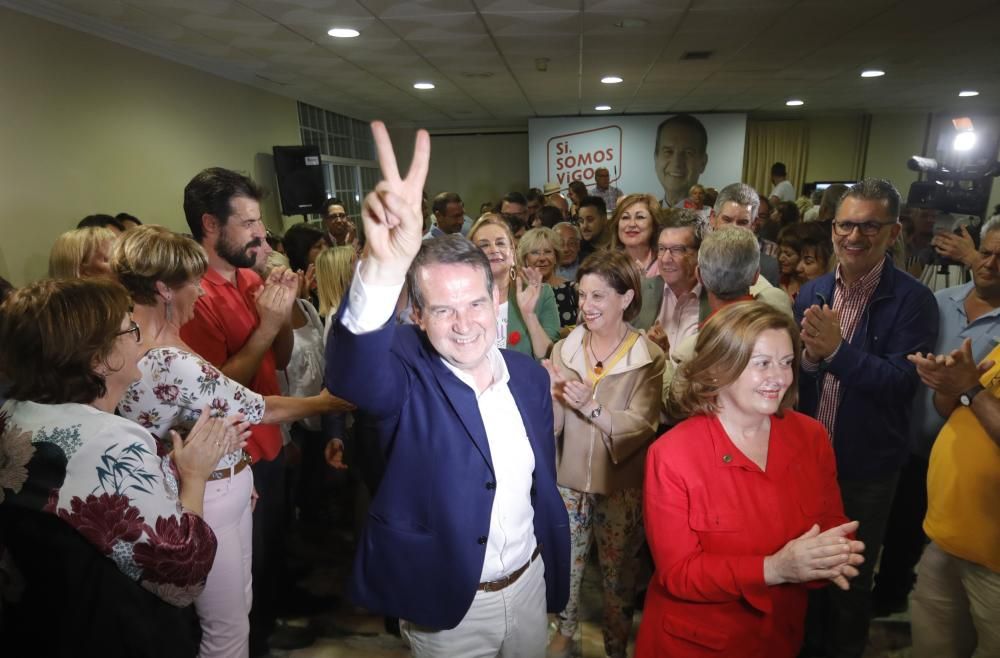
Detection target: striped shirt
<box><xmin>803</xmin><ymin>258</ymin><xmax>886</xmax><ymax>439</ymax></box>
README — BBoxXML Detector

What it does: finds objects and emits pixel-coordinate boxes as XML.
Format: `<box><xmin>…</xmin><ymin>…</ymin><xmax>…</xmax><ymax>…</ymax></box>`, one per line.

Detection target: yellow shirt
<box><xmin>924</xmin><ymin>341</ymin><xmax>1000</xmax><ymax>572</ymax></box>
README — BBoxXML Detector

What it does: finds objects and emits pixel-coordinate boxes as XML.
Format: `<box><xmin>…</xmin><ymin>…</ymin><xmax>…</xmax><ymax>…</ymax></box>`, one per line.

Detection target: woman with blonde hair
<box><xmin>637</xmin><ymin>302</ymin><xmax>862</xmax><ymax>657</ymax></box>
<box><xmin>517</xmin><ymin>227</ymin><xmax>578</xmax><ymax>331</ymax></box>
<box><xmin>111</xmin><ymin>225</ymin><xmax>351</xmax><ymax>657</ymax></box>
<box><xmin>48</xmin><ymin>226</ymin><xmax>117</xmax><ymax>279</ymax></box>
<box><xmin>469</xmin><ymin>213</ymin><xmax>560</xmax><ymax>359</ymax></box>
<box><xmin>315</xmin><ymin>245</ymin><xmax>356</xmax><ymax>323</ymax></box>
<box><xmin>544</xmin><ymin>250</ymin><xmax>664</xmax><ymax>658</ymax></box>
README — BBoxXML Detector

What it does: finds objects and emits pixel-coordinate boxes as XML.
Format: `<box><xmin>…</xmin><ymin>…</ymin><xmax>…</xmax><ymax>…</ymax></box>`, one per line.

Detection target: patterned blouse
<box><xmin>552</xmin><ymin>280</ymin><xmax>579</xmax><ymax>328</ymax></box>
<box><xmin>0</xmin><ymin>400</ymin><xmax>217</xmax><ymax>607</ymax></box>
<box><xmin>118</xmin><ymin>347</ymin><xmax>266</xmax><ymax>470</ymax></box>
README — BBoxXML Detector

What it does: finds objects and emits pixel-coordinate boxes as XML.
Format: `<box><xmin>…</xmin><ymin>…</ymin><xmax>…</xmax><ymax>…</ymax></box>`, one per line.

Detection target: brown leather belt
<box><xmin>478</xmin><ymin>545</ymin><xmax>542</xmax><ymax>592</ymax></box>
<box><xmin>208</xmin><ymin>451</ymin><xmax>252</xmax><ymax>481</ymax></box>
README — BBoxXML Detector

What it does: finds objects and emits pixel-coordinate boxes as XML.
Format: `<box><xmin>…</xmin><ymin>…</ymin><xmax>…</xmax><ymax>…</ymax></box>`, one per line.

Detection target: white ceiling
<box><xmin>9</xmin><ymin>0</ymin><xmax>1000</xmax><ymax>129</ymax></box>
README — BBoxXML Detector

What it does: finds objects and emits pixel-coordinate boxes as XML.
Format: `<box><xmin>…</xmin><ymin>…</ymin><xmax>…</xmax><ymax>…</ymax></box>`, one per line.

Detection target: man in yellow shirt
<box><xmin>908</xmin><ymin>337</ymin><xmax>1000</xmax><ymax>658</ymax></box>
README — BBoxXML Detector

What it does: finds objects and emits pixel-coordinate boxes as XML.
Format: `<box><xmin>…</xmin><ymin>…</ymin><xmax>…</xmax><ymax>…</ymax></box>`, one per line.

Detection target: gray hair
<box><xmin>407</xmin><ymin>234</ymin><xmax>494</xmax><ymax>311</ymax></box>
<box><xmin>660</xmin><ymin>208</ymin><xmax>705</xmax><ymax>249</ymax></box>
<box><xmin>553</xmin><ymin>221</ymin><xmax>581</xmax><ymax>240</ymax></box>
<box><xmin>698</xmin><ymin>227</ymin><xmax>760</xmax><ymax>300</ymax></box>
<box><xmin>982</xmin><ymin>215</ymin><xmax>1000</xmax><ymax>238</ymax></box>
<box><xmin>713</xmin><ymin>182</ymin><xmax>760</xmax><ymax>220</ymax></box>
<box><xmin>839</xmin><ymin>178</ymin><xmax>901</xmax><ymax>220</ymax></box>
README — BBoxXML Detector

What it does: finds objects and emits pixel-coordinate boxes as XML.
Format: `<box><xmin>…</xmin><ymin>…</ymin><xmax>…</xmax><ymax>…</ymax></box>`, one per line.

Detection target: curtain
<box><xmin>742</xmin><ymin>120</ymin><xmax>809</xmax><ymax>200</ymax></box>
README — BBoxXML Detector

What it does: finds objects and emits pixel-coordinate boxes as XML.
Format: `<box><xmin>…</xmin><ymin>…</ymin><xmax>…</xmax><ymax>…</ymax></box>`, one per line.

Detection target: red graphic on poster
<box><xmin>546</xmin><ymin>126</ymin><xmax>623</xmax><ymax>190</ymax></box>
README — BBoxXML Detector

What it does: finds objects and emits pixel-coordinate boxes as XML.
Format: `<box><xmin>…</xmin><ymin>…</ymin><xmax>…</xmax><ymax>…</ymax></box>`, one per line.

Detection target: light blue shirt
<box><xmin>910</xmin><ymin>281</ymin><xmax>1000</xmax><ymax>457</ymax></box>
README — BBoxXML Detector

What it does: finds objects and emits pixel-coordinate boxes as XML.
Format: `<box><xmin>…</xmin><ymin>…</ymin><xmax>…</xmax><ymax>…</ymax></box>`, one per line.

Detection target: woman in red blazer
<box><xmin>637</xmin><ymin>302</ymin><xmax>864</xmax><ymax>657</ymax></box>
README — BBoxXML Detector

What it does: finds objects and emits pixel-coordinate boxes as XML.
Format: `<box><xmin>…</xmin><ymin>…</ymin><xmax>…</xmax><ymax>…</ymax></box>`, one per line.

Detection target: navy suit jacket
<box><xmin>793</xmin><ymin>256</ymin><xmax>938</xmax><ymax>480</ymax></box>
<box><xmin>326</xmin><ymin>312</ymin><xmax>570</xmax><ymax>629</ymax></box>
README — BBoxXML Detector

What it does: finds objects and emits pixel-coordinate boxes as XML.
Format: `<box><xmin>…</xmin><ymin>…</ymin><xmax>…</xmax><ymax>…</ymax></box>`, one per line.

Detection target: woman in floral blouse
<box><xmin>0</xmin><ymin>278</ymin><xmax>245</xmax><ymax>655</ymax></box>
<box><xmin>111</xmin><ymin>225</ymin><xmax>351</xmax><ymax>657</ymax></box>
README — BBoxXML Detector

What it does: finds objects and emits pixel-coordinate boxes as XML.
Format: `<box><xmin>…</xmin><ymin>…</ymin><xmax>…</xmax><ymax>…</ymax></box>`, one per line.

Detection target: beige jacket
<box><xmin>551</xmin><ymin>325</ymin><xmax>665</xmax><ymax>494</ymax></box>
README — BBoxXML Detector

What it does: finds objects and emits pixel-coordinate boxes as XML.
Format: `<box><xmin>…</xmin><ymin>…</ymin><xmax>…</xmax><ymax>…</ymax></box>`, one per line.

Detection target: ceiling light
<box><xmin>413</xmin><ymin>82</ymin><xmax>435</xmax><ymax>90</ymax></box>
<box><xmin>601</xmin><ymin>76</ymin><xmax>623</xmax><ymax>84</ymax></box>
<box><xmin>959</xmin><ymin>90</ymin><xmax>980</xmax><ymax>97</ymax></box>
<box><xmin>785</xmin><ymin>99</ymin><xmax>804</xmax><ymax>106</ymax></box>
<box><xmin>860</xmin><ymin>69</ymin><xmax>885</xmax><ymax>78</ymax></box>
<box><xmin>954</xmin><ymin>132</ymin><xmax>977</xmax><ymax>151</ymax></box>
<box><xmin>327</xmin><ymin>28</ymin><xmax>359</xmax><ymax>38</ymax></box>
<box><xmin>594</xmin><ymin>105</ymin><xmax>612</xmax><ymax>111</ymax></box>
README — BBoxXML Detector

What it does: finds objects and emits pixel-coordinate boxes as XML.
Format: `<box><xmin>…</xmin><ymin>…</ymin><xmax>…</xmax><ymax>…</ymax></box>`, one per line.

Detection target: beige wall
<box><xmin>863</xmin><ymin>113</ymin><xmax>930</xmax><ymax>188</ymax></box>
<box><xmin>388</xmin><ymin>128</ymin><xmax>530</xmax><ymax>217</ymax></box>
<box><xmin>0</xmin><ymin>8</ymin><xmax>300</xmax><ymax>285</ymax></box>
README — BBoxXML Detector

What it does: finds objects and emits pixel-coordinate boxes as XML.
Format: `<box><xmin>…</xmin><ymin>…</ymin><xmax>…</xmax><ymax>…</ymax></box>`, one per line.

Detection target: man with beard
<box><xmin>180</xmin><ymin>167</ymin><xmax>312</xmax><ymax>655</ymax></box>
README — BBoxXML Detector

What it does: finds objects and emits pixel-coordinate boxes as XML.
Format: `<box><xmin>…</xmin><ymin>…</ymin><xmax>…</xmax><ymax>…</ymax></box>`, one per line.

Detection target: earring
<box><xmin>509</xmin><ymin>266</ymin><xmax>517</xmax><ymax>282</ymax></box>
<box><xmin>165</xmin><ymin>300</ymin><xmax>173</xmax><ymax>324</ymax></box>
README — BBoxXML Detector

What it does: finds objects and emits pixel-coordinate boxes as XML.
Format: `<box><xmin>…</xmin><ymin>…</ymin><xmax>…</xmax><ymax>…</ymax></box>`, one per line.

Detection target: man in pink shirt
<box><xmin>647</xmin><ymin>209</ymin><xmax>703</xmax><ymax>356</ymax></box>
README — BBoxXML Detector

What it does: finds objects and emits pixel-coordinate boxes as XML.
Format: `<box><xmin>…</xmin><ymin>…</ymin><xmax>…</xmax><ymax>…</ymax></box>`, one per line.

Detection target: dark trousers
<box><xmin>873</xmin><ymin>454</ymin><xmax>929</xmax><ymax>605</ymax></box>
<box><xmin>248</xmin><ymin>447</ymin><xmax>287</xmax><ymax>657</ymax></box>
<box><xmin>804</xmin><ymin>472</ymin><xmax>899</xmax><ymax>658</ymax></box>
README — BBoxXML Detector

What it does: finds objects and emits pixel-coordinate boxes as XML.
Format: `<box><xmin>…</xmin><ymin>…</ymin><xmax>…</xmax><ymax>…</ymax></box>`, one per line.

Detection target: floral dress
<box><xmin>118</xmin><ymin>347</ymin><xmax>266</xmax><ymax>470</ymax></box>
<box><xmin>0</xmin><ymin>400</ymin><xmax>217</xmax><ymax>607</ymax></box>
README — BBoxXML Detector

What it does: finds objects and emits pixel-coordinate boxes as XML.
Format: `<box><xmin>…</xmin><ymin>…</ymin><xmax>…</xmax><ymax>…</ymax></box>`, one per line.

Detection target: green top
<box><xmin>505</xmin><ymin>282</ymin><xmax>561</xmax><ymax>359</ymax></box>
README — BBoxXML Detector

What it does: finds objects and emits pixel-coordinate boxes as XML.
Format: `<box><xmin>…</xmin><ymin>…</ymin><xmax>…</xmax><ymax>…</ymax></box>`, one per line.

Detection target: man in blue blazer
<box><xmin>325</xmin><ymin>122</ymin><xmax>570</xmax><ymax>656</ymax></box>
<box><xmin>794</xmin><ymin>178</ymin><xmax>938</xmax><ymax>658</ymax></box>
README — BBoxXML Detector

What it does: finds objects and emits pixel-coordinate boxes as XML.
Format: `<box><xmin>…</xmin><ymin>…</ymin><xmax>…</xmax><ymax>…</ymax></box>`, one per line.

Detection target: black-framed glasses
<box><xmin>117</xmin><ymin>320</ymin><xmax>141</xmax><ymax>344</ymax></box>
<box><xmin>326</xmin><ymin>212</ymin><xmax>347</xmax><ymax>219</ymax></box>
<box><xmin>833</xmin><ymin>220</ymin><xmax>896</xmax><ymax>236</ymax></box>
<box><xmin>657</xmin><ymin>245</ymin><xmax>694</xmax><ymax>257</ymax></box>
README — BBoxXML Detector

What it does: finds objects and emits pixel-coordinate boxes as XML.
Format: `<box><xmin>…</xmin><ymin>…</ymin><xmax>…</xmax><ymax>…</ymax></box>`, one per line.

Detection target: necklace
<box><xmin>588</xmin><ymin>327</ymin><xmax>630</xmax><ymax>375</ymax></box>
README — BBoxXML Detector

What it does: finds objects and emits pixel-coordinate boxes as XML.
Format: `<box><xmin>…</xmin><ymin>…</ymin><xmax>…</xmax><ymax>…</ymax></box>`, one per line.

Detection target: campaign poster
<box><xmin>528</xmin><ymin>113</ymin><xmax>747</xmax><ymax>207</ymax></box>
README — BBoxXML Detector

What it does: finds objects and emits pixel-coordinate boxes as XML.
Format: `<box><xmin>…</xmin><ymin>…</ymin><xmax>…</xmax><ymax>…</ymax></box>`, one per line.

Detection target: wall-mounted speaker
<box><xmin>272</xmin><ymin>145</ymin><xmax>325</xmax><ymax>215</ymax></box>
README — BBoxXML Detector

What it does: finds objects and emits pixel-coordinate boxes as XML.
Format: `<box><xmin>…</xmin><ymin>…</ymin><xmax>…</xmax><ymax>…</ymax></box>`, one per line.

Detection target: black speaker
<box><xmin>272</xmin><ymin>145</ymin><xmax>325</xmax><ymax>215</ymax></box>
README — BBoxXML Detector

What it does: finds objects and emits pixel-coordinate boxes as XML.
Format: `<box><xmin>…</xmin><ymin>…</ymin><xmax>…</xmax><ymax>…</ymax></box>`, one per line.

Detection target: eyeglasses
<box><xmin>327</xmin><ymin>212</ymin><xmax>347</xmax><ymax>219</ymax></box>
<box><xmin>832</xmin><ymin>220</ymin><xmax>896</xmax><ymax>236</ymax></box>
<box><xmin>117</xmin><ymin>320</ymin><xmax>141</xmax><ymax>343</ymax></box>
<box><xmin>657</xmin><ymin>245</ymin><xmax>694</xmax><ymax>257</ymax></box>
<box><xmin>979</xmin><ymin>249</ymin><xmax>1000</xmax><ymax>262</ymax></box>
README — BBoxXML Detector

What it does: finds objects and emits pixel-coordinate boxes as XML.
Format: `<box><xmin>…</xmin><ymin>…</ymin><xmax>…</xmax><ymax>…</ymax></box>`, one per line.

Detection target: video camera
<box><xmin>906</xmin><ymin>156</ymin><xmax>1000</xmax><ymax>217</ymax></box>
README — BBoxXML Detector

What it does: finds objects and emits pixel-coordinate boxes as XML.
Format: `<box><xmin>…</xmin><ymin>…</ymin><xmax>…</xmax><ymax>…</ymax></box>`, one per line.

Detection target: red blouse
<box><xmin>636</xmin><ymin>411</ymin><xmax>847</xmax><ymax>657</ymax></box>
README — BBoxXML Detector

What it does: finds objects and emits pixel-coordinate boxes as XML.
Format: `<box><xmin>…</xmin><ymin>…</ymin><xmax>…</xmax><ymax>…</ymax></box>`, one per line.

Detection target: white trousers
<box><xmin>195</xmin><ymin>467</ymin><xmax>255</xmax><ymax>658</ymax></box>
<box><xmin>401</xmin><ymin>555</ymin><xmax>547</xmax><ymax>658</ymax></box>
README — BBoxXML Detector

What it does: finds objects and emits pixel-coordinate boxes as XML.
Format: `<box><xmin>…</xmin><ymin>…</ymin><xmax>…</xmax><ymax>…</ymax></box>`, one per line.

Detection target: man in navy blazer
<box><xmin>325</xmin><ymin>122</ymin><xmax>569</xmax><ymax>656</ymax></box>
<box><xmin>794</xmin><ymin>178</ymin><xmax>938</xmax><ymax>658</ymax></box>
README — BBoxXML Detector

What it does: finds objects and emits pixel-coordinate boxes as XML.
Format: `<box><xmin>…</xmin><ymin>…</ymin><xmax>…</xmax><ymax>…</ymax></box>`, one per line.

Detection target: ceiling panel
<box><xmin>6</xmin><ymin>0</ymin><xmax>998</xmax><ymax>130</ymax></box>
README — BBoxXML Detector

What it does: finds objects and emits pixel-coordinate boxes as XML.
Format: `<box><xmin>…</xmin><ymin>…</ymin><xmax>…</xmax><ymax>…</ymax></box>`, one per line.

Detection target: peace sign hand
<box><xmin>359</xmin><ymin>121</ymin><xmax>431</xmax><ymax>286</ymax></box>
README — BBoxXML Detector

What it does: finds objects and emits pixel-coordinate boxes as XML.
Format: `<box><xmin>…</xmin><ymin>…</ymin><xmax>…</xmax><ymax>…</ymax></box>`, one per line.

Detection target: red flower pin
<box><xmin>508</xmin><ymin>331</ymin><xmax>522</xmax><ymax>346</ymax></box>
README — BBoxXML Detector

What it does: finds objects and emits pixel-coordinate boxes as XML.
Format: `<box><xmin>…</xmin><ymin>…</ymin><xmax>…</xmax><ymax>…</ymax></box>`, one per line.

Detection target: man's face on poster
<box><xmin>654</xmin><ymin>120</ymin><xmax>708</xmax><ymax>206</ymax></box>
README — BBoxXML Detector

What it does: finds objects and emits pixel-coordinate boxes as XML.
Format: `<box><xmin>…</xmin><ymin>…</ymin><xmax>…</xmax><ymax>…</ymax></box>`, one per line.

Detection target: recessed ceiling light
<box><xmin>601</xmin><ymin>76</ymin><xmax>623</xmax><ymax>84</ymax></box>
<box><xmin>327</xmin><ymin>27</ymin><xmax>359</xmax><ymax>38</ymax></box>
<box><xmin>413</xmin><ymin>82</ymin><xmax>435</xmax><ymax>90</ymax></box>
<box><xmin>595</xmin><ymin>105</ymin><xmax>612</xmax><ymax>111</ymax></box>
<box><xmin>785</xmin><ymin>99</ymin><xmax>804</xmax><ymax>106</ymax></box>
<box><xmin>860</xmin><ymin>69</ymin><xmax>885</xmax><ymax>78</ymax></box>
<box><xmin>959</xmin><ymin>90</ymin><xmax>980</xmax><ymax>97</ymax></box>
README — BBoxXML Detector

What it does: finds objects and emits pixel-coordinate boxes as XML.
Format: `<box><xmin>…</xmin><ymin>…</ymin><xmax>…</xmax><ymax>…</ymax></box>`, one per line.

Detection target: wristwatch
<box><xmin>960</xmin><ymin>383</ymin><xmax>985</xmax><ymax>407</ymax></box>
<box><xmin>589</xmin><ymin>404</ymin><xmax>603</xmax><ymax>419</ymax></box>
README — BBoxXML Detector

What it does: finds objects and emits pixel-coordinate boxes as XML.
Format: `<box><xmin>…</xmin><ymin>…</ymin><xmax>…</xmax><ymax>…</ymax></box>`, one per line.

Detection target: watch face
<box><xmin>960</xmin><ymin>394</ymin><xmax>971</xmax><ymax>406</ymax></box>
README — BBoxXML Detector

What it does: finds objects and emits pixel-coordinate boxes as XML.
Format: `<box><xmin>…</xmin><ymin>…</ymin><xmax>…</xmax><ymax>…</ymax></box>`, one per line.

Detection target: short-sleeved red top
<box><xmin>180</xmin><ymin>266</ymin><xmax>282</xmax><ymax>463</ymax></box>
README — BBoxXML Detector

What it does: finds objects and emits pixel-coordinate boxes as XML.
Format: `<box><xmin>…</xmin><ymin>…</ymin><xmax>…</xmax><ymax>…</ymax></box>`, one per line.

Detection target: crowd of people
<box><xmin>0</xmin><ymin>121</ymin><xmax>997</xmax><ymax>658</ymax></box>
